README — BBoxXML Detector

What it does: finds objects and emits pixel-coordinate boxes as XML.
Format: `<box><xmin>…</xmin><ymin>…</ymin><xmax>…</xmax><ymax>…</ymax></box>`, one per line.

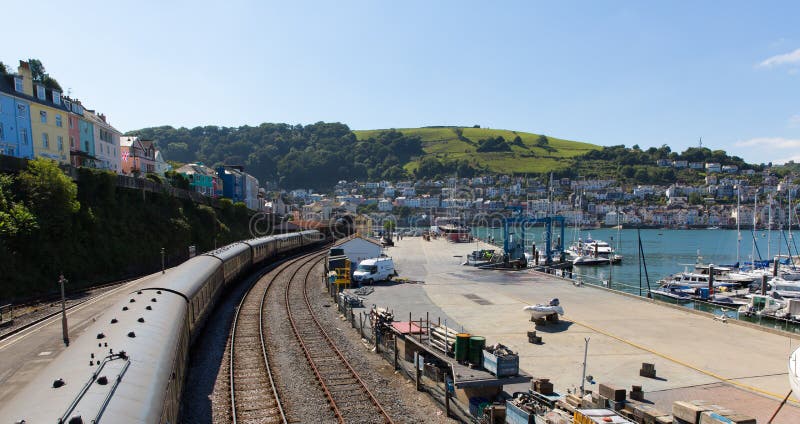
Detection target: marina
<box><xmin>470</xmin><ymin>226</ymin><xmax>800</xmax><ymax>333</ymax></box>
<box><xmin>367</xmin><ymin>235</ymin><xmax>800</xmax><ymax>422</ymax></box>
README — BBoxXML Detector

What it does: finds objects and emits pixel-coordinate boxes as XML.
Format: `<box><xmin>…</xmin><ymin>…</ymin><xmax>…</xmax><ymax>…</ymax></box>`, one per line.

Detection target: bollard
<box><xmin>762</xmin><ymin>274</ymin><xmax>768</xmax><ymax>296</ymax></box>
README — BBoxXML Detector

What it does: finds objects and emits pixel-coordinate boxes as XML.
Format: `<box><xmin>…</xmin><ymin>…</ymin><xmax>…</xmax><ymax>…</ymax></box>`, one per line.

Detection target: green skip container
<box><xmin>468</xmin><ymin>336</ymin><xmax>486</xmax><ymax>365</ymax></box>
<box><xmin>455</xmin><ymin>333</ymin><xmax>471</xmax><ymax>362</ymax></box>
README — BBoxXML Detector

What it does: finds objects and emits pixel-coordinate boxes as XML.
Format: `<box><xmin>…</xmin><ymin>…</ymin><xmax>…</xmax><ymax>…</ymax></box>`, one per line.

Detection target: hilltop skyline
<box><xmin>1</xmin><ymin>1</ymin><xmax>798</xmax><ymax>165</ymax></box>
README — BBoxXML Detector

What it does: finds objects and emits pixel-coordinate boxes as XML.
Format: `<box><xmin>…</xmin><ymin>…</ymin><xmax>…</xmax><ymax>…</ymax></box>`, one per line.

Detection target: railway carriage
<box><xmin>205</xmin><ymin>242</ymin><xmax>253</xmax><ymax>284</ymax></box>
<box><xmin>0</xmin><ymin>288</ymin><xmax>190</xmax><ymax>424</ymax></box>
<box><xmin>0</xmin><ymin>230</ymin><xmax>325</xmax><ymax>423</ymax></box>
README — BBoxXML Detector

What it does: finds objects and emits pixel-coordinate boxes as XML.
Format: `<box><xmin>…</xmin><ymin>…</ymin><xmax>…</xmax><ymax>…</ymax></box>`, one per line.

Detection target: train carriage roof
<box><xmin>0</xmin><ymin>290</ymin><xmax>188</xmax><ymax>423</ymax></box>
<box><xmin>204</xmin><ymin>242</ymin><xmax>251</xmax><ymax>261</ymax></box>
<box><xmin>141</xmin><ymin>255</ymin><xmax>221</xmax><ymax>300</ymax></box>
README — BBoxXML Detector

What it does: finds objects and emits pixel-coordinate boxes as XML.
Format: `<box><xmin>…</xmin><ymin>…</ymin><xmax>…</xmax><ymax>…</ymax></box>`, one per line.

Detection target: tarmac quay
<box><xmin>0</xmin><ymin>270</ymin><xmax>166</xmax><ymax>405</ymax></box>
<box><xmin>388</xmin><ymin>236</ymin><xmax>800</xmax><ymax>422</ymax></box>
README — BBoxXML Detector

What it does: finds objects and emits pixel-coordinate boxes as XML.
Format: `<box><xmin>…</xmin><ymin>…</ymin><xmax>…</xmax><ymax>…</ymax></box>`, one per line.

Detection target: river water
<box><xmin>471</xmin><ymin>226</ymin><xmax>800</xmax><ymax>333</ymax></box>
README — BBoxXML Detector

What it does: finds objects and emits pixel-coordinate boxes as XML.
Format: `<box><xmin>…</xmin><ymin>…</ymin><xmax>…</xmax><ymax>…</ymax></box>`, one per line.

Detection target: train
<box><xmin>0</xmin><ymin>229</ymin><xmax>326</xmax><ymax>424</ymax></box>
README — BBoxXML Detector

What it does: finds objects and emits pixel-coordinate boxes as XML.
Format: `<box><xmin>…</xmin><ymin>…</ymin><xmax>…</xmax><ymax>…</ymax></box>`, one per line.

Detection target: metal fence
<box><xmin>331</xmin><ymin>287</ymin><xmax>474</xmax><ymax>422</ymax></box>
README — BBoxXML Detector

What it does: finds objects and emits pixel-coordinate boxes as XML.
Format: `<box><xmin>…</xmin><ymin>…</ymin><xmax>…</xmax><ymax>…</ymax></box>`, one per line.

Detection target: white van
<box><xmin>353</xmin><ymin>257</ymin><xmax>396</xmax><ymax>284</ymax></box>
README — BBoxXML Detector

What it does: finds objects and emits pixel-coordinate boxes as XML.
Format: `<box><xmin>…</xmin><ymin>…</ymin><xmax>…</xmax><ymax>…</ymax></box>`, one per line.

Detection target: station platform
<box><xmin>385</xmin><ymin>236</ymin><xmax>800</xmax><ymax>423</ymax></box>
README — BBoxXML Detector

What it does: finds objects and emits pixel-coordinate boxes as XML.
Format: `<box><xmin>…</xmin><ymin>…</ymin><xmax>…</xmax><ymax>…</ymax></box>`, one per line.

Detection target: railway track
<box><xmin>284</xmin><ymin>254</ymin><xmax>395</xmax><ymax>424</ymax></box>
<box><xmin>228</xmin><ymin>246</ymin><xmax>394</xmax><ymax>424</ymax></box>
<box><xmin>228</xmin><ymin>252</ymin><xmax>320</xmax><ymax>424</ymax></box>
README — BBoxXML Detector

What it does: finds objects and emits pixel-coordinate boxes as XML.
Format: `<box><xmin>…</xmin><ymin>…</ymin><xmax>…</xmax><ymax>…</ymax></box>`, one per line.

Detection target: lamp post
<box><xmin>161</xmin><ymin>248</ymin><xmax>165</xmax><ymax>274</ymax></box>
<box><xmin>58</xmin><ymin>273</ymin><xmax>69</xmax><ymax>345</ymax></box>
<box><xmin>580</xmin><ymin>337</ymin><xmax>590</xmax><ymax>396</ymax></box>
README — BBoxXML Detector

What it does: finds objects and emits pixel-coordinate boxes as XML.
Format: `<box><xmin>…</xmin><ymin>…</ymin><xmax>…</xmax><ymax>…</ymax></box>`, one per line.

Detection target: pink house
<box><xmin>120</xmin><ymin>136</ymin><xmax>156</xmax><ymax>175</ymax></box>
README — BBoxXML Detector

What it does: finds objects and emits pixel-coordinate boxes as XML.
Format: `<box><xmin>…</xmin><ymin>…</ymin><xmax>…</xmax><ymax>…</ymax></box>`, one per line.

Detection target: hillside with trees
<box><xmin>129</xmin><ymin>123</ymin><xmax>760</xmax><ymax>188</ymax></box>
<box><xmin>128</xmin><ymin>123</ymin><xmax>425</xmax><ymax>189</ymax></box>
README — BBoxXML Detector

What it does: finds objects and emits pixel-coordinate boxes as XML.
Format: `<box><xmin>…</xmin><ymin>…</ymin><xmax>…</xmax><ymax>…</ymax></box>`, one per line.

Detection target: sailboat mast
<box><xmin>790</xmin><ymin>183</ymin><xmax>794</xmax><ymax>260</ymax></box>
<box><xmin>752</xmin><ymin>194</ymin><xmax>758</xmax><ymax>265</ymax></box>
<box><xmin>768</xmin><ymin>194</ymin><xmax>772</xmax><ymax>260</ymax></box>
<box><xmin>736</xmin><ymin>186</ymin><xmax>741</xmax><ymax>266</ymax></box>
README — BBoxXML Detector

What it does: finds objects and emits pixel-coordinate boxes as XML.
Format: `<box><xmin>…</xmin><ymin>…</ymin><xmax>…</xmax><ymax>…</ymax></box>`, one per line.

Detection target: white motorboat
<box><xmin>777</xmin><ymin>298</ymin><xmax>800</xmax><ymax>321</ymax></box>
<box><xmin>693</xmin><ymin>264</ymin><xmax>757</xmax><ymax>286</ymax></box>
<box><xmin>572</xmin><ymin>255</ymin><xmax>611</xmax><ymax>266</ymax></box>
<box><xmin>569</xmin><ymin>234</ymin><xmax>619</xmax><ymax>266</ymax></box>
<box><xmin>657</xmin><ymin>270</ymin><xmax>741</xmax><ymax>289</ymax></box>
<box><xmin>651</xmin><ymin>283</ymin><xmax>694</xmax><ymax>301</ymax></box>
<box><xmin>738</xmin><ymin>294</ymin><xmax>786</xmax><ymax>317</ymax></box>
<box><xmin>523</xmin><ymin>298</ymin><xmax>564</xmax><ymax>320</ymax></box>
<box><xmin>769</xmin><ymin>278</ymin><xmax>800</xmax><ymax>299</ymax></box>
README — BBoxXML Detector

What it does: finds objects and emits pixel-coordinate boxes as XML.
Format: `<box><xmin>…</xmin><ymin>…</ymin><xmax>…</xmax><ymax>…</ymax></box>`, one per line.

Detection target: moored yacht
<box><xmin>569</xmin><ymin>234</ymin><xmax>621</xmax><ymax>266</ymax></box>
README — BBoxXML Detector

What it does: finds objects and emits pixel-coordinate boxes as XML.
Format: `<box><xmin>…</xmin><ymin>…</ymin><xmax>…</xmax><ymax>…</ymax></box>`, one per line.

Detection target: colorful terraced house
<box><xmin>14</xmin><ymin>61</ymin><xmax>71</xmax><ymax>164</ymax></box>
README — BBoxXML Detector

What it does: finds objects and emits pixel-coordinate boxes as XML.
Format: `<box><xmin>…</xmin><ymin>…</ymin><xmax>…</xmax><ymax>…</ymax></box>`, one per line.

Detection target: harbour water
<box><xmin>472</xmin><ymin>226</ymin><xmax>800</xmax><ymax>333</ymax></box>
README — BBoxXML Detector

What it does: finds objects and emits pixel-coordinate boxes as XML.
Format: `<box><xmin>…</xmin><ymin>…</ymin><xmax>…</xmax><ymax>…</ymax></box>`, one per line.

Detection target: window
<box><xmin>70</xmin><ymin>136</ymin><xmax>75</xmax><ymax>149</ymax></box>
<box><xmin>42</xmin><ymin>133</ymin><xmax>49</xmax><ymax>149</ymax></box>
<box><xmin>14</xmin><ymin>77</ymin><xmax>23</xmax><ymax>92</ymax></box>
<box><xmin>85</xmin><ymin>140</ymin><xmax>89</xmax><ymax>152</ymax></box>
<box><xmin>58</xmin><ymin>136</ymin><xmax>64</xmax><ymax>151</ymax></box>
<box><xmin>0</xmin><ymin>123</ymin><xmax>4</xmax><ymax>141</ymax></box>
<box><xmin>40</xmin><ymin>110</ymin><xmax>47</xmax><ymax>123</ymax></box>
<box><xmin>69</xmin><ymin>117</ymin><xmax>74</xmax><ymax>129</ymax></box>
<box><xmin>17</xmin><ymin>104</ymin><xmax>26</xmax><ymax>118</ymax></box>
<box><xmin>36</xmin><ymin>85</ymin><xmax>45</xmax><ymax>100</ymax></box>
<box><xmin>20</xmin><ymin>128</ymin><xmax>27</xmax><ymax>145</ymax></box>
<box><xmin>52</xmin><ymin>92</ymin><xmax>61</xmax><ymax>105</ymax></box>
<box><xmin>55</xmin><ymin>115</ymin><xmax>62</xmax><ymax>127</ymax></box>
<box><xmin>7</xmin><ymin>147</ymin><xmax>13</xmax><ymax>157</ymax></box>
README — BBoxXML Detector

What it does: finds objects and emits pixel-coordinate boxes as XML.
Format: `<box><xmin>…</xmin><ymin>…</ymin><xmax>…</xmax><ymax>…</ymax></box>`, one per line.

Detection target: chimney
<box><xmin>100</xmin><ymin>113</ymin><xmax>107</xmax><ymax>123</ymax></box>
<box><xmin>16</xmin><ymin>60</ymin><xmax>33</xmax><ymax>96</ymax></box>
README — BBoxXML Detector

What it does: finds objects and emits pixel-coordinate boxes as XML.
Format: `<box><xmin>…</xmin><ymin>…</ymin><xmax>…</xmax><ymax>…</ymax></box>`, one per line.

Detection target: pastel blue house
<box><xmin>78</xmin><ymin>117</ymin><xmax>95</xmax><ymax>158</ymax></box>
<box><xmin>0</xmin><ymin>90</ymin><xmax>33</xmax><ymax>159</ymax></box>
<box><xmin>217</xmin><ymin>166</ymin><xmax>245</xmax><ymax>202</ymax></box>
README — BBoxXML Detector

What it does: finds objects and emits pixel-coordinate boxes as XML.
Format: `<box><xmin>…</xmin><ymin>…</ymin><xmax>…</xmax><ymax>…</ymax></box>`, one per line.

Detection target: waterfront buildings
<box><xmin>0</xmin><ymin>61</ymin><xmax>70</xmax><ymax>164</ymax></box>
<box><xmin>85</xmin><ymin>110</ymin><xmax>122</xmax><ymax>173</ymax></box>
<box><xmin>120</xmin><ymin>136</ymin><xmax>157</xmax><ymax>175</ymax></box>
<box><xmin>217</xmin><ymin>165</ymin><xmax>261</xmax><ymax>209</ymax></box>
<box><xmin>176</xmin><ymin>162</ymin><xmax>220</xmax><ymax>197</ymax></box>
<box><xmin>0</xmin><ymin>76</ymin><xmax>33</xmax><ymax>159</ymax></box>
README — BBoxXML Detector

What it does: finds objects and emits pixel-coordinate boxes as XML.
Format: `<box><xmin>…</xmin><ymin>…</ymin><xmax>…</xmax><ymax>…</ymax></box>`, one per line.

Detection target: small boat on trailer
<box><xmin>523</xmin><ymin>298</ymin><xmax>565</xmax><ymax>320</ymax></box>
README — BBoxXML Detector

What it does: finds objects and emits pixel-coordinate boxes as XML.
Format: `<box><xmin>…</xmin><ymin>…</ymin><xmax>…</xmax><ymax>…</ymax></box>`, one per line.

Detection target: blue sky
<box><xmin>2</xmin><ymin>1</ymin><xmax>799</xmax><ymax>165</ymax></box>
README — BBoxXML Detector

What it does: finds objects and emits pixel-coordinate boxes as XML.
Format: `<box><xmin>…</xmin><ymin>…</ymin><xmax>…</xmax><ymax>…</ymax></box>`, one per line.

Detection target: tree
<box><xmin>26</xmin><ymin>58</ymin><xmax>62</xmax><ymax>91</ymax></box>
<box><xmin>18</xmin><ymin>159</ymin><xmax>79</xmax><ymax>229</ymax></box>
<box><xmin>535</xmin><ymin>135</ymin><xmax>549</xmax><ymax>147</ymax></box>
<box><xmin>28</xmin><ymin>59</ymin><xmax>46</xmax><ymax>81</ymax></box>
<box><xmin>383</xmin><ymin>219</ymin><xmax>396</xmax><ymax>232</ymax></box>
<box><xmin>0</xmin><ymin>174</ymin><xmax>37</xmax><ymax>238</ymax></box>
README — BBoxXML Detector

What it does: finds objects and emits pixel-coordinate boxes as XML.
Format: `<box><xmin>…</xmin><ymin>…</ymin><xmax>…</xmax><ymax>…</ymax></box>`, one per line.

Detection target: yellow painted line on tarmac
<box><xmin>0</xmin><ymin>278</ymin><xmax>144</xmax><ymax>351</ymax></box>
<box><xmin>506</xmin><ymin>294</ymin><xmax>799</xmax><ymax>405</ymax></box>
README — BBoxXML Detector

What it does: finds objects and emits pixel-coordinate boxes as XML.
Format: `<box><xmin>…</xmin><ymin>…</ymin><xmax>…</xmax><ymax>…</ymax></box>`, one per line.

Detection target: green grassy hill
<box><xmin>354</xmin><ymin>126</ymin><xmax>599</xmax><ymax>174</ymax></box>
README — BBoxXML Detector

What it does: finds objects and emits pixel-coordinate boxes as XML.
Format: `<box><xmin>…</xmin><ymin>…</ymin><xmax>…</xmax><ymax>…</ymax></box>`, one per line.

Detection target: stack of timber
<box><xmin>429</xmin><ymin>323</ymin><xmax>458</xmax><ymax>354</ymax></box>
